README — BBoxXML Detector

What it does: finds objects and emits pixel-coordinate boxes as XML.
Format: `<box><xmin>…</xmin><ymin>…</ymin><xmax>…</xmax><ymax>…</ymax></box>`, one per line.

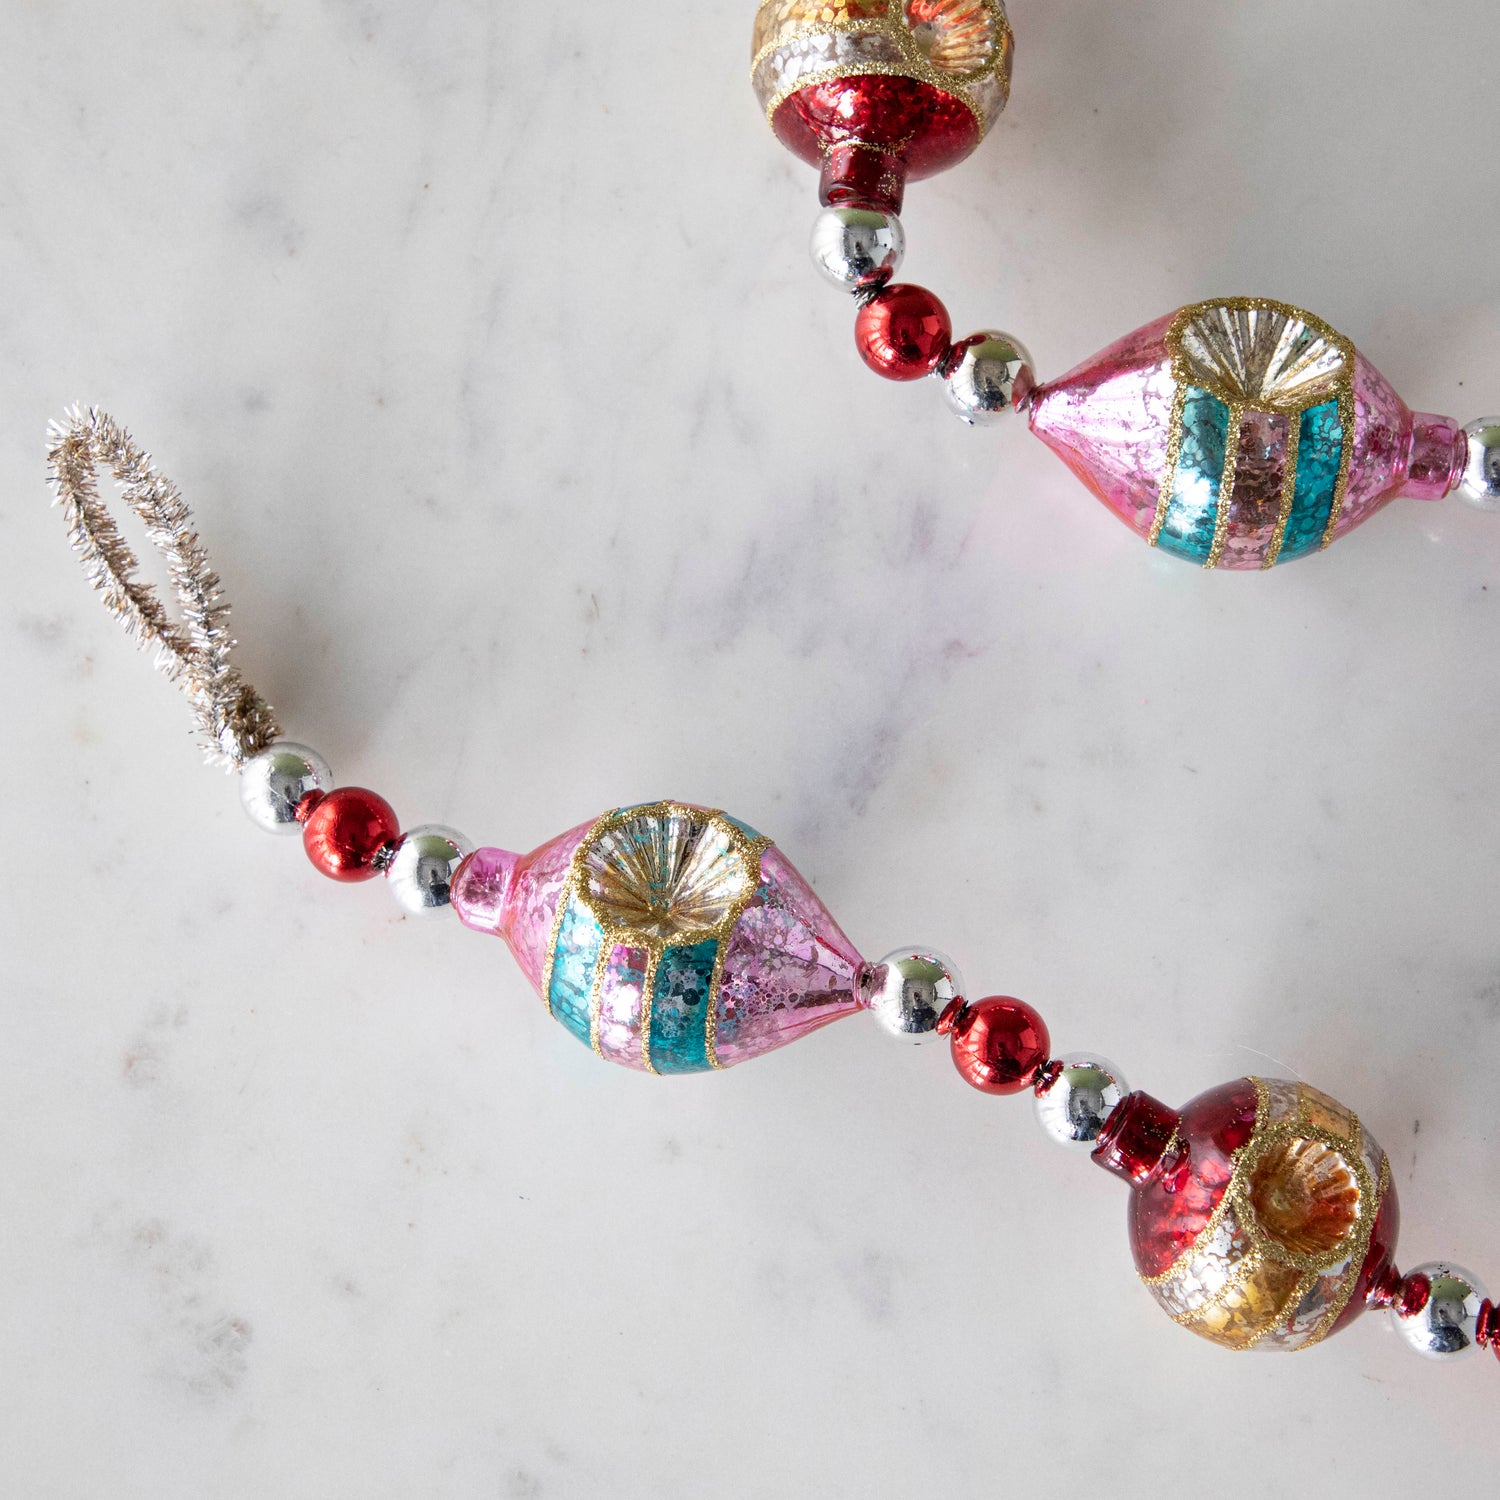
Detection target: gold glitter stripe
<box><xmin>1148</xmin><ymin>382</ymin><xmax>1189</xmax><ymax>549</ymax></box>
<box><xmin>1318</xmin><ymin>385</ymin><xmax>1358</xmax><ymax>549</ymax></box>
<box><xmin>1166</xmin><ymin>1245</ymin><xmax>1265</xmax><ymax>1326</ymax></box>
<box><xmin>704</xmin><ymin>944</ymin><xmax>729</xmax><ymax>1072</ymax></box>
<box><xmin>751</xmin><ymin>6</ymin><xmax>1014</xmax><ymax>118</ymax></box>
<box><xmin>587</xmin><ymin>941</ymin><xmax>609</xmax><ymax>1060</ymax></box>
<box><xmin>1140</xmin><ymin>1077</ymin><xmax>1267</xmax><ymax>1289</ymax></box>
<box><xmin>1204</xmin><ymin>402</ymin><xmax>1244</xmax><ymax>570</ymax></box>
<box><xmin>639</xmin><ymin>950</ymin><xmax>661</xmax><ymax>1077</ymax></box>
<box><xmin>759</xmin><ymin>59</ymin><xmax>985</xmax><ymax>128</ymax></box>
<box><xmin>1262</xmin><ymin>414</ymin><xmax>1301</xmax><ymax>569</ymax></box>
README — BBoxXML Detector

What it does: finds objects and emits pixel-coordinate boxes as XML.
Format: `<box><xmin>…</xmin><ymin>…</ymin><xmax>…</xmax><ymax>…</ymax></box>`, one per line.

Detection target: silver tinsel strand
<box><xmin>46</xmin><ymin>406</ymin><xmax>280</xmax><ymax>769</ymax></box>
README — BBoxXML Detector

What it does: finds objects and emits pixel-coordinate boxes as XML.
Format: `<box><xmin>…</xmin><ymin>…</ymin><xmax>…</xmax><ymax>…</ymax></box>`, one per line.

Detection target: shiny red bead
<box><xmin>946</xmin><ymin>996</ymin><xmax>1051</xmax><ymax>1095</ymax></box>
<box><xmin>302</xmin><ymin>786</ymin><xmax>400</xmax><ymax>882</ymax></box>
<box><xmin>855</xmin><ymin>284</ymin><xmax>951</xmax><ymax>381</ymax></box>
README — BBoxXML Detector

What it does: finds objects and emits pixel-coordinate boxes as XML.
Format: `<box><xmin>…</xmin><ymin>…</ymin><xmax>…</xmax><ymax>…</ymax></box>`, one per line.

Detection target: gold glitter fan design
<box><xmin>1176</xmin><ymin>301</ymin><xmax>1351</xmax><ymax>410</ymax></box>
<box><xmin>580</xmin><ymin>808</ymin><xmax>755</xmax><ymax>945</ymax></box>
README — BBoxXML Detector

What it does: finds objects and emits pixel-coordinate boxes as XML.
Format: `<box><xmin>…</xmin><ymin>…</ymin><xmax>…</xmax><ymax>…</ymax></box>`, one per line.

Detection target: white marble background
<box><xmin>2</xmin><ymin>2</ymin><xmax>1497</xmax><ymax>1496</ymax></box>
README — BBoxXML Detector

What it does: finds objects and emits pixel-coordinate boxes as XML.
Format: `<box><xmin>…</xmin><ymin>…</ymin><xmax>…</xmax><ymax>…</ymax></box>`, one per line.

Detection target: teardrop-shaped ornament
<box><xmin>1027</xmin><ymin>298</ymin><xmax>1467</xmax><ymax>568</ymax></box>
<box><xmin>451</xmin><ymin>803</ymin><xmax>865</xmax><ymax>1073</ymax></box>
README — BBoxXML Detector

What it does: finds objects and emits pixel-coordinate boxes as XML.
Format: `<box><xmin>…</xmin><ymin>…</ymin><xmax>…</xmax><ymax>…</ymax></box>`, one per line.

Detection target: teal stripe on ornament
<box><xmin>1158</xmin><ymin>386</ymin><xmax>1230</xmax><ymax>563</ymax></box>
<box><xmin>1277</xmin><ymin>400</ymin><xmax>1345</xmax><ymax>562</ymax></box>
<box><xmin>547</xmin><ymin>892</ymin><xmax>603</xmax><ymax>1047</ymax></box>
<box><xmin>647</xmin><ymin>939</ymin><xmax>719</xmax><ymax>1074</ymax></box>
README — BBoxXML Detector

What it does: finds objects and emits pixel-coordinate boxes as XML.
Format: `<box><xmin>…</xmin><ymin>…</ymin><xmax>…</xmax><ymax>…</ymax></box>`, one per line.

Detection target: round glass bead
<box><xmin>855</xmin><ymin>284</ymin><xmax>951</xmax><ymax>380</ymax></box>
<box><xmin>944</xmin><ymin>996</ymin><xmax>1050</xmax><ymax>1094</ymax></box>
<box><xmin>303</xmin><ymin>787</ymin><xmax>400</xmax><ymax>882</ymax></box>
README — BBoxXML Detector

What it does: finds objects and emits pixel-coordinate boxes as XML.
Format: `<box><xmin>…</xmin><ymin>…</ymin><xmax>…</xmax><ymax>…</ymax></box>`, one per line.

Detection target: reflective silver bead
<box><xmin>1456</xmin><ymin>418</ymin><xmax>1500</xmax><ymax>510</ymax></box>
<box><xmin>1034</xmin><ymin>1055</ymin><xmax>1128</xmax><ymax>1147</ymax></box>
<box><xmin>809</xmin><ymin>205</ymin><xmax>905</xmax><ymax>293</ymax></box>
<box><xmin>942</xmin><ymin>332</ymin><xmax>1035</xmax><ymax>425</ymax></box>
<box><xmin>861</xmin><ymin>948</ymin><xmax>964</xmax><ymax>1039</ymax></box>
<box><xmin>239</xmin><ymin>741</ymin><xmax>333</xmax><ymax>834</ymax></box>
<box><xmin>1392</xmin><ymin>1263</ymin><xmax>1488</xmax><ymax>1359</ymax></box>
<box><xmin>384</xmin><ymin>825</ymin><xmax>473</xmax><ymax>917</ymax></box>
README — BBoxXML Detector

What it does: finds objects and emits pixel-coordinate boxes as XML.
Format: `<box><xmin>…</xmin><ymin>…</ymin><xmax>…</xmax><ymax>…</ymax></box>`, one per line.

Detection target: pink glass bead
<box><xmin>451</xmin><ymin>802</ymin><xmax>864</xmax><ymax>1074</ymax></box>
<box><xmin>1028</xmin><ymin>298</ymin><xmax>1466</xmax><ymax>568</ymax></box>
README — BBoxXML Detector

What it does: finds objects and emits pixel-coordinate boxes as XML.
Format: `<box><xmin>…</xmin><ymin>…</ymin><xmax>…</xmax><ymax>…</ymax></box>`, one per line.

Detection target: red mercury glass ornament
<box><xmin>1093</xmin><ymin>1077</ymin><xmax>1401</xmax><ymax>1352</ymax></box>
<box><xmin>750</xmin><ymin>2</ymin><xmax>1016</xmax><ymax>211</ymax></box>
<box><xmin>303</xmin><ymin>786</ymin><xmax>401</xmax><ymax>882</ymax></box>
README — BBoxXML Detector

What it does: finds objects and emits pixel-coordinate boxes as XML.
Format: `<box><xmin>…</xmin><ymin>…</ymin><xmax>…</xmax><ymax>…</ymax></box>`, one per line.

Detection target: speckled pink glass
<box><xmin>1028</xmin><ymin>308</ymin><xmax>1467</xmax><ymax>567</ymax></box>
<box><xmin>451</xmin><ymin>815</ymin><xmax>864</xmax><ymax>1071</ymax></box>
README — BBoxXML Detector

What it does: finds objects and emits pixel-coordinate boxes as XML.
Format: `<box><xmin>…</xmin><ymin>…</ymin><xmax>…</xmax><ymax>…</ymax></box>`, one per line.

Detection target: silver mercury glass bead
<box><xmin>809</xmin><ymin>205</ymin><xmax>905</xmax><ymax>294</ymax></box>
<box><xmin>1392</xmin><ymin>1263</ymin><xmax>1488</xmax><ymax>1359</ymax></box>
<box><xmin>861</xmin><ymin>948</ymin><xmax>964</xmax><ymax>1039</ymax></box>
<box><xmin>1034</xmin><ymin>1055</ymin><xmax>1128</xmax><ymax>1147</ymax></box>
<box><xmin>942</xmin><ymin>331</ymin><xmax>1035</xmax><ymax>425</ymax></box>
<box><xmin>239</xmin><ymin>741</ymin><xmax>333</xmax><ymax>833</ymax></box>
<box><xmin>384</xmin><ymin>825</ymin><xmax>474</xmax><ymax>917</ymax></box>
<box><xmin>1456</xmin><ymin>418</ymin><xmax>1500</xmax><ymax>510</ymax></box>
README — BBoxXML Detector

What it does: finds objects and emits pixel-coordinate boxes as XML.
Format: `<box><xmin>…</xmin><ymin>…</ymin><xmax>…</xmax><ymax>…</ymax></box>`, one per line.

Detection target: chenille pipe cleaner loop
<box><xmin>45</xmin><ymin>405</ymin><xmax>279</xmax><ymax>768</ymax></box>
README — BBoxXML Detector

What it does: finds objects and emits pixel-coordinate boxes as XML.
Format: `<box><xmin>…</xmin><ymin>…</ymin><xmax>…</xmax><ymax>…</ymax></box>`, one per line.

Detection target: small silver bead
<box><xmin>239</xmin><ymin>741</ymin><xmax>332</xmax><ymax>834</ymax></box>
<box><xmin>1456</xmin><ymin>418</ymin><xmax>1500</xmax><ymax>510</ymax></box>
<box><xmin>862</xmin><ymin>948</ymin><xmax>964</xmax><ymax>1039</ymax></box>
<box><xmin>385</xmin><ymin>824</ymin><xmax>473</xmax><ymax>917</ymax></box>
<box><xmin>1034</xmin><ymin>1055</ymin><xmax>1128</xmax><ymax>1147</ymax></box>
<box><xmin>1392</xmin><ymin>1263</ymin><xmax>1488</xmax><ymax>1359</ymax></box>
<box><xmin>942</xmin><ymin>332</ymin><xmax>1035</xmax><ymax>425</ymax></box>
<box><xmin>809</xmin><ymin>205</ymin><xmax>905</xmax><ymax>293</ymax></box>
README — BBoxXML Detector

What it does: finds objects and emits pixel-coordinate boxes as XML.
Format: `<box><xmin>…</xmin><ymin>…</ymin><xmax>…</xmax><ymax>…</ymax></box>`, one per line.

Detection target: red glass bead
<box><xmin>855</xmin><ymin>284</ymin><xmax>952</xmax><ymax>381</ymax></box>
<box><xmin>946</xmin><ymin>996</ymin><xmax>1051</xmax><ymax>1095</ymax></box>
<box><xmin>302</xmin><ymin>786</ymin><xmax>400</xmax><ymax>882</ymax></box>
<box><xmin>1093</xmin><ymin>1091</ymin><xmax>1181</xmax><ymax>1187</ymax></box>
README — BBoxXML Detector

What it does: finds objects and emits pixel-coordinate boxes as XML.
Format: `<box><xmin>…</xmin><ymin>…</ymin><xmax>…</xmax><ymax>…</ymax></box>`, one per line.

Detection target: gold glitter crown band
<box><xmin>750</xmin><ymin>0</ymin><xmax>1014</xmax><ymax>132</ymax></box>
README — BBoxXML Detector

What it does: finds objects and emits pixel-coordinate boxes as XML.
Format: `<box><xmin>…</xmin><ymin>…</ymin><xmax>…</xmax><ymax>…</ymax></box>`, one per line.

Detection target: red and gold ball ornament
<box><xmin>751</xmin><ymin>1</ymin><xmax>1015</xmax><ymax>211</ymax></box>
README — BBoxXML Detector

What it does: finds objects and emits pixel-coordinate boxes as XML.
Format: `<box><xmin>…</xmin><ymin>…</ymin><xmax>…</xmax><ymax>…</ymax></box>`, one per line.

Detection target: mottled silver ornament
<box><xmin>1035</xmin><ymin>1055</ymin><xmax>1128</xmax><ymax>1147</ymax></box>
<box><xmin>239</xmin><ymin>742</ymin><xmax>333</xmax><ymax>833</ymax></box>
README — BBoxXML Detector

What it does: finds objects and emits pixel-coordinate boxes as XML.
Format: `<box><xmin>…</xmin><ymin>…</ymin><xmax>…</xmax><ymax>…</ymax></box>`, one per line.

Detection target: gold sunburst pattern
<box><xmin>1174</xmin><ymin>300</ymin><xmax>1351</xmax><ymax>411</ymax></box>
<box><xmin>580</xmin><ymin>806</ymin><xmax>755</xmax><ymax>945</ymax></box>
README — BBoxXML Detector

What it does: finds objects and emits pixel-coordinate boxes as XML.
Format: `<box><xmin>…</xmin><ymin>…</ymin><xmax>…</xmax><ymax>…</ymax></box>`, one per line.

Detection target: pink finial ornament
<box><xmin>451</xmin><ymin>803</ymin><xmax>866</xmax><ymax>1074</ymax></box>
<box><xmin>1027</xmin><ymin>298</ymin><xmax>1467</xmax><ymax>568</ymax></box>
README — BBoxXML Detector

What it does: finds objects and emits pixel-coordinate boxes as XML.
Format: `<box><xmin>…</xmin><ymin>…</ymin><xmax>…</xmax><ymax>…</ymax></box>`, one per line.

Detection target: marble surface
<box><xmin>2</xmin><ymin>2</ymin><xmax>1498</xmax><ymax>1496</ymax></box>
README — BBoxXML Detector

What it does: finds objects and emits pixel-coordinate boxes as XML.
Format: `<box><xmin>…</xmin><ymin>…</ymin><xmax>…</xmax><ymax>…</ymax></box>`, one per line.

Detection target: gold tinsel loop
<box><xmin>46</xmin><ymin>406</ymin><xmax>279</xmax><ymax>768</ymax></box>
